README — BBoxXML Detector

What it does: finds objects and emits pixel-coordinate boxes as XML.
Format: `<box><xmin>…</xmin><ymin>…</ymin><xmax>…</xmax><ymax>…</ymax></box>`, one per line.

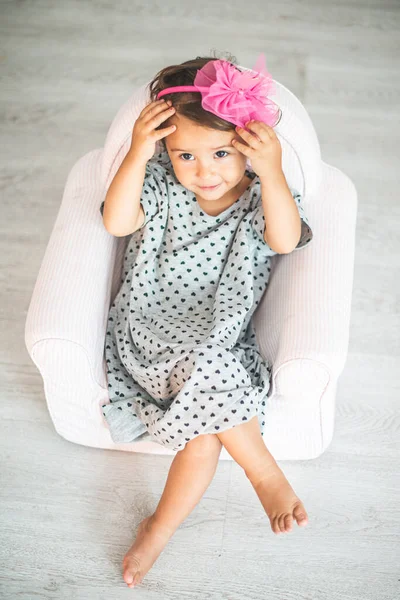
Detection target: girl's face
<box><xmin>164</xmin><ymin>113</ymin><xmax>249</xmax><ymax>205</ymax></box>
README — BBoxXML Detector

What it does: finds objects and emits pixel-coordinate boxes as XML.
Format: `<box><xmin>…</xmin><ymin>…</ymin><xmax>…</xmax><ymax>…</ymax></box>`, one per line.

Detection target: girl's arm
<box><xmin>102</xmin><ymin>151</ymin><xmax>147</xmax><ymax>237</ymax></box>
<box><xmin>260</xmin><ymin>171</ymin><xmax>302</xmax><ymax>254</ymax></box>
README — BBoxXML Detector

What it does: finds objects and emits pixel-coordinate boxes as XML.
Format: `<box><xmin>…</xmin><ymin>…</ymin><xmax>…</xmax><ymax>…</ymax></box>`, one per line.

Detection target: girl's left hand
<box><xmin>232</xmin><ymin>121</ymin><xmax>282</xmax><ymax>179</ymax></box>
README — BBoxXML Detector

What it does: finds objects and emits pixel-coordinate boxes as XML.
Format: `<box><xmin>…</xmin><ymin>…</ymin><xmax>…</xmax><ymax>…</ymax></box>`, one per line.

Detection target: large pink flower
<box><xmin>193</xmin><ymin>53</ymin><xmax>281</xmax><ymax>129</ymax></box>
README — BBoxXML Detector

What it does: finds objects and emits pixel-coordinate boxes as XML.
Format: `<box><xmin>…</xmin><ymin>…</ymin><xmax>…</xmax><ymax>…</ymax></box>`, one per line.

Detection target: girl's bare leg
<box><xmin>122</xmin><ymin>434</ymin><xmax>223</xmax><ymax>588</ymax></box>
<box><xmin>215</xmin><ymin>416</ymin><xmax>309</xmax><ymax>535</ymax></box>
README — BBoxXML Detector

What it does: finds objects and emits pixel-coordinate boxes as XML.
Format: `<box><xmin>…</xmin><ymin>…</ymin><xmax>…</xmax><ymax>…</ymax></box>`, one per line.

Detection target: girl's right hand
<box><xmin>128</xmin><ymin>99</ymin><xmax>176</xmax><ymax>164</ymax></box>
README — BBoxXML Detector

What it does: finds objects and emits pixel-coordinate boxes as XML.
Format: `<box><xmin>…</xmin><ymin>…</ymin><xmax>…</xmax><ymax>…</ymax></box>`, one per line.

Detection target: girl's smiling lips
<box><xmin>199</xmin><ymin>183</ymin><xmax>221</xmax><ymax>190</ymax></box>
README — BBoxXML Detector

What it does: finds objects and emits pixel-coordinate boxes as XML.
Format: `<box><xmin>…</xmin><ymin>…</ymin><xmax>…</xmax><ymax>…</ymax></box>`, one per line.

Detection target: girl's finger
<box><xmin>235</xmin><ymin>128</ymin><xmax>259</xmax><ymax>148</ymax></box>
<box><xmin>232</xmin><ymin>139</ymin><xmax>251</xmax><ymax>154</ymax></box>
<box><xmin>248</xmin><ymin>120</ymin><xmax>275</xmax><ymax>140</ymax></box>
<box><xmin>141</xmin><ymin>100</ymin><xmax>171</xmax><ymax>122</ymax></box>
<box><xmin>140</xmin><ymin>100</ymin><xmax>165</xmax><ymax>117</ymax></box>
<box><xmin>145</xmin><ymin>104</ymin><xmax>174</xmax><ymax>125</ymax></box>
<box><xmin>244</xmin><ymin>123</ymin><xmax>265</xmax><ymax>142</ymax></box>
<box><xmin>154</xmin><ymin>124</ymin><xmax>176</xmax><ymax>140</ymax></box>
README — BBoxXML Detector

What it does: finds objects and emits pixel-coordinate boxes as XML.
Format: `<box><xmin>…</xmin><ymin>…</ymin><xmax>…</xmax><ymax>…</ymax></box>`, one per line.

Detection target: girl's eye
<box><xmin>179</xmin><ymin>150</ymin><xmax>229</xmax><ymax>161</ymax></box>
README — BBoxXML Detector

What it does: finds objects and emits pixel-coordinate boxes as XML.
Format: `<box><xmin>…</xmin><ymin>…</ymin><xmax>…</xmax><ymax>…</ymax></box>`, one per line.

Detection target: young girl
<box><xmin>100</xmin><ymin>52</ymin><xmax>313</xmax><ymax>589</ymax></box>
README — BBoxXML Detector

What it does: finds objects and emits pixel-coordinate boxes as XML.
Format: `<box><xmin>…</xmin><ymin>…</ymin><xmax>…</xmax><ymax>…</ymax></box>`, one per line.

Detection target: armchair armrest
<box><xmin>252</xmin><ymin>162</ymin><xmax>358</xmax><ymax>458</ymax></box>
<box><xmin>25</xmin><ymin>149</ymin><xmax>122</xmax><ymax>431</ymax></box>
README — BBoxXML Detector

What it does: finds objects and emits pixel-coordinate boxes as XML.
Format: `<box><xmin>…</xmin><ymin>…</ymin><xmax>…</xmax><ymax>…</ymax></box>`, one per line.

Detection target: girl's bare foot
<box><xmin>250</xmin><ymin>466</ymin><xmax>309</xmax><ymax>535</ymax></box>
<box><xmin>122</xmin><ymin>514</ymin><xmax>174</xmax><ymax>588</ymax></box>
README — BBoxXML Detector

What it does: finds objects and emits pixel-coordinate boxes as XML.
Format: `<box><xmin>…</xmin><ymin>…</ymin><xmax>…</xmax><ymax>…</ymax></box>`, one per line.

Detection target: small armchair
<box><xmin>25</xmin><ymin>70</ymin><xmax>357</xmax><ymax>460</ymax></box>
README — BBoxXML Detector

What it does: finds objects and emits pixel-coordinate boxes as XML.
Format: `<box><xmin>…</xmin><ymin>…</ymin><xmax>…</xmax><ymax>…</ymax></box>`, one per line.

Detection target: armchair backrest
<box><xmin>101</xmin><ymin>67</ymin><xmax>322</xmax><ymax>203</ymax></box>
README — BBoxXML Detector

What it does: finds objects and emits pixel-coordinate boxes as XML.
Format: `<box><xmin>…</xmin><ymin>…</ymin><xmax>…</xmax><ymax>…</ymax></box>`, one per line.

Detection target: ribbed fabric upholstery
<box><xmin>25</xmin><ymin>75</ymin><xmax>357</xmax><ymax>460</ymax></box>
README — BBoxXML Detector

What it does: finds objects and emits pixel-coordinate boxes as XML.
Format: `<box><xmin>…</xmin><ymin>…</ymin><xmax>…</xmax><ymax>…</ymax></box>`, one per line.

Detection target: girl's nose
<box><xmin>197</xmin><ymin>165</ymin><xmax>215</xmax><ymax>177</ymax></box>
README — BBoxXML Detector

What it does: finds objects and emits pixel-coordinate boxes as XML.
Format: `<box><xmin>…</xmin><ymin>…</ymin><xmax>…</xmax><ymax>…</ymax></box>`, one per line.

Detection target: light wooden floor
<box><xmin>1</xmin><ymin>1</ymin><xmax>399</xmax><ymax>598</ymax></box>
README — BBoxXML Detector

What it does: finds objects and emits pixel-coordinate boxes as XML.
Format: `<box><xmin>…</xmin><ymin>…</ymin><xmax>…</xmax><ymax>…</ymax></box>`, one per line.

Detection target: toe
<box><xmin>125</xmin><ymin>570</ymin><xmax>141</xmax><ymax>588</ymax></box>
<box><xmin>123</xmin><ymin>570</ymin><xmax>134</xmax><ymax>585</ymax></box>
<box><xmin>131</xmin><ymin>572</ymin><xmax>142</xmax><ymax>587</ymax></box>
<box><xmin>271</xmin><ymin>516</ymin><xmax>282</xmax><ymax>535</ymax></box>
<box><xmin>123</xmin><ymin>556</ymin><xmax>140</xmax><ymax>585</ymax></box>
<box><xmin>278</xmin><ymin>514</ymin><xmax>287</xmax><ymax>533</ymax></box>
<box><xmin>284</xmin><ymin>514</ymin><xmax>294</xmax><ymax>532</ymax></box>
<box><xmin>293</xmin><ymin>503</ymin><xmax>308</xmax><ymax>527</ymax></box>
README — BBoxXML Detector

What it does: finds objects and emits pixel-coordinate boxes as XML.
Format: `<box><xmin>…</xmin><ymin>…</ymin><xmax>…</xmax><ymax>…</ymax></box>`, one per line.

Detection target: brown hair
<box><xmin>148</xmin><ymin>50</ymin><xmax>239</xmax><ymax>151</ymax></box>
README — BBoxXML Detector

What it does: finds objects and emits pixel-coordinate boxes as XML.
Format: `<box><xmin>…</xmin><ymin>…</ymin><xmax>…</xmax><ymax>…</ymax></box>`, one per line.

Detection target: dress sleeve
<box><xmin>290</xmin><ymin>188</ymin><xmax>314</xmax><ymax>251</ymax></box>
<box><xmin>99</xmin><ymin>161</ymin><xmax>168</xmax><ymax>227</ymax></box>
<box><xmin>250</xmin><ymin>187</ymin><xmax>313</xmax><ymax>254</ymax></box>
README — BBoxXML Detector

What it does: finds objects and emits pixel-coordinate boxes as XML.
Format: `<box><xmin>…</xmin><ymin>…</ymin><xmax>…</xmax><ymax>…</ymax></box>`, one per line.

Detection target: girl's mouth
<box><xmin>199</xmin><ymin>184</ymin><xmax>221</xmax><ymax>190</ymax></box>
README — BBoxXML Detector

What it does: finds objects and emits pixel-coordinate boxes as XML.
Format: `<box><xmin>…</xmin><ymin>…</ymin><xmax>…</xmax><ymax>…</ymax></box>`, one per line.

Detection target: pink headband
<box><xmin>156</xmin><ymin>53</ymin><xmax>282</xmax><ymax>129</ymax></box>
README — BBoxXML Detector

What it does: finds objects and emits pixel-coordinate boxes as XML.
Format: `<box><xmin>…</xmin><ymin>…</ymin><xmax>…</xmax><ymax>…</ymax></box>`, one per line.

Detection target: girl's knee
<box><xmin>184</xmin><ymin>433</ymin><xmax>222</xmax><ymax>457</ymax></box>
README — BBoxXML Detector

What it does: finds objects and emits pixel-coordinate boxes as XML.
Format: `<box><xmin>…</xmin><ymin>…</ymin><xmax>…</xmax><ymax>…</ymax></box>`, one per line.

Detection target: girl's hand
<box><xmin>232</xmin><ymin>121</ymin><xmax>282</xmax><ymax>179</ymax></box>
<box><xmin>128</xmin><ymin>99</ymin><xmax>177</xmax><ymax>164</ymax></box>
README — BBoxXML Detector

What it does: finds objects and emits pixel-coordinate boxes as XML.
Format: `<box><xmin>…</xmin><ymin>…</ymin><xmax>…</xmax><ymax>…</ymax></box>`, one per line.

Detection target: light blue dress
<box><xmin>99</xmin><ymin>151</ymin><xmax>313</xmax><ymax>451</ymax></box>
